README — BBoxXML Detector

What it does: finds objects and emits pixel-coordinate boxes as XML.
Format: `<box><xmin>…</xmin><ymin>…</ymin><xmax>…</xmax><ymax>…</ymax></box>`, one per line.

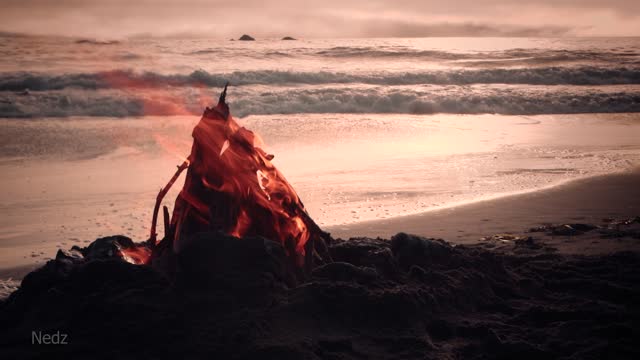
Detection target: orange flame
<box><xmin>170</xmin><ymin>85</ymin><xmax>313</xmax><ymax>266</ymax></box>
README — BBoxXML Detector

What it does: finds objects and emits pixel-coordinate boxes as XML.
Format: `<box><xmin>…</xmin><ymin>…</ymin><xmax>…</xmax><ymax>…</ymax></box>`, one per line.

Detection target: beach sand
<box><xmin>328</xmin><ymin>169</ymin><xmax>640</xmax><ymax>255</ymax></box>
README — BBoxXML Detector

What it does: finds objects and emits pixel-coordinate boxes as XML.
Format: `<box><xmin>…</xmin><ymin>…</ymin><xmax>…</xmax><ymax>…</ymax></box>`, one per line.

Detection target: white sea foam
<box><xmin>0</xmin><ymin>67</ymin><xmax>638</xmax><ymax>92</ymax></box>
<box><xmin>2</xmin><ymin>84</ymin><xmax>639</xmax><ymax>118</ymax></box>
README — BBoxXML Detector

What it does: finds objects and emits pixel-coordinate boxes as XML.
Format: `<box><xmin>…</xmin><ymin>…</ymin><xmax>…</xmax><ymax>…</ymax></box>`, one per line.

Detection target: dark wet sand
<box><xmin>328</xmin><ymin>170</ymin><xmax>640</xmax><ymax>254</ymax></box>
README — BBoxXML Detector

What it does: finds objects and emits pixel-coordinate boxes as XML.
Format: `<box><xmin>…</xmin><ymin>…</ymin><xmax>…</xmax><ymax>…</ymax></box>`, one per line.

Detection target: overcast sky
<box><xmin>1</xmin><ymin>0</ymin><xmax>638</xmax><ymax>38</ymax></box>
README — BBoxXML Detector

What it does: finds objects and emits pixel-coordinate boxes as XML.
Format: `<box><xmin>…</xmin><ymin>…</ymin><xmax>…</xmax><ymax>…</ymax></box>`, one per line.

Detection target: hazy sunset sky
<box><xmin>0</xmin><ymin>0</ymin><xmax>638</xmax><ymax>38</ymax></box>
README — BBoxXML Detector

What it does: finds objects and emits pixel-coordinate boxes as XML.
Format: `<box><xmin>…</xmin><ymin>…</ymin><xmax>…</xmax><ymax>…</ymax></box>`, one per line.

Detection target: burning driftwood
<box><xmin>148</xmin><ymin>84</ymin><xmax>331</xmax><ymax>280</ymax></box>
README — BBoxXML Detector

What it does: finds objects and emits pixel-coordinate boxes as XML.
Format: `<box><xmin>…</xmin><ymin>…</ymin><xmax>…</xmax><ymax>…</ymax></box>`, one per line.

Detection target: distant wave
<box><xmin>2</xmin><ymin>86</ymin><xmax>639</xmax><ymax>118</ymax></box>
<box><xmin>75</xmin><ymin>39</ymin><xmax>121</xmax><ymax>45</ymax></box>
<box><xmin>188</xmin><ymin>49</ymin><xmax>293</xmax><ymax>57</ymax></box>
<box><xmin>311</xmin><ymin>46</ymin><xmax>639</xmax><ymax>64</ymax></box>
<box><xmin>1</xmin><ymin>67</ymin><xmax>639</xmax><ymax>91</ymax></box>
<box><xmin>314</xmin><ymin>46</ymin><xmax>470</xmax><ymax>59</ymax></box>
<box><xmin>185</xmin><ymin>46</ymin><xmax>639</xmax><ymax>63</ymax></box>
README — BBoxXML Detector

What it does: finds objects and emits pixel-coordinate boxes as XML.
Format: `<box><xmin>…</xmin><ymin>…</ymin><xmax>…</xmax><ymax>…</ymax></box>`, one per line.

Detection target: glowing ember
<box><xmin>116</xmin><ymin>243</ymin><xmax>152</xmax><ymax>265</ymax></box>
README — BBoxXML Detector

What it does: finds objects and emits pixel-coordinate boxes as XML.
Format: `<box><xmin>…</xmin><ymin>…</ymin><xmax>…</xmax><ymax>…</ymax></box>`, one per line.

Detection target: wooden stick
<box><xmin>163</xmin><ymin>205</ymin><xmax>171</xmax><ymax>242</ymax></box>
<box><xmin>148</xmin><ymin>160</ymin><xmax>189</xmax><ymax>246</ymax></box>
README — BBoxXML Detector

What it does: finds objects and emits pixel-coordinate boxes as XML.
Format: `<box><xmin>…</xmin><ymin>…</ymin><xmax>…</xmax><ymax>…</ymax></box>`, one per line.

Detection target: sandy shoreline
<box><xmin>2</xmin><ymin>168</ymin><xmax>639</xmax><ymax>280</ymax></box>
<box><xmin>328</xmin><ymin>168</ymin><xmax>640</xmax><ymax>253</ymax></box>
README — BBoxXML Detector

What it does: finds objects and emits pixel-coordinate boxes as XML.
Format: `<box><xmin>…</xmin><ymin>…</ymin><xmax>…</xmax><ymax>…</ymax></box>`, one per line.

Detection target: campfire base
<box><xmin>154</xmin><ymin>231</ymin><xmax>299</xmax><ymax>291</ymax></box>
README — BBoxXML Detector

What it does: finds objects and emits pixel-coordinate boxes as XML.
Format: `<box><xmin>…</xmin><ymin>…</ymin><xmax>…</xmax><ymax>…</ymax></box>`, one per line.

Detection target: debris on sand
<box><xmin>530</xmin><ymin>217</ymin><xmax>640</xmax><ymax>239</ymax></box>
<box><xmin>0</xmin><ymin>279</ymin><xmax>19</xmax><ymax>301</ymax></box>
<box><xmin>480</xmin><ymin>233</ymin><xmax>525</xmax><ymax>243</ymax></box>
<box><xmin>1</xmin><ymin>232</ymin><xmax>638</xmax><ymax>359</ymax></box>
<box><xmin>599</xmin><ymin>217</ymin><xmax>640</xmax><ymax>239</ymax></box>
<box><xmin>479</xmin><ymin>234</ymin><xmax>556</xmax><ymax>254</ymax></box>
<box><xmin>529</xmin><ymin>223</ymin><xmax>598</xmax><ymax>236</ymax></box>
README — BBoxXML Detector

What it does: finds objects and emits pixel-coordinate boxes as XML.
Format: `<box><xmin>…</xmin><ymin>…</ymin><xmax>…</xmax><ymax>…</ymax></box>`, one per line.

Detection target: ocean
<box><xmin>0</xmin><ymin>35</ymin><xmax>639</xmax><ymax>269</ymax></box>
<box><xmin>1</xmin><ymin>37</ymin><xmax>640</xmax><ymax>117</ymax></box>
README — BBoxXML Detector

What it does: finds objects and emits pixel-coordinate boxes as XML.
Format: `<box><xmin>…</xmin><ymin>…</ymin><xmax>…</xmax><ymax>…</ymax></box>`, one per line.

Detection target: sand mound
<box><xmin>1</xmin><ymin>232</ymin><xmax>638</xmax><ymax>359</ymax></box>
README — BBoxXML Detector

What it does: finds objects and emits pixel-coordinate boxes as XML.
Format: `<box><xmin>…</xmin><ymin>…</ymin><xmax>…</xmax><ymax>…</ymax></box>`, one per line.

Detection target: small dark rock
<box><xmin>81</xmin><ymin>235</ymin><xmax>134</xmax><ymax>260</ymax></box>
<box><xmin>529</xmin><ymin>225</ymin><xmax>549</xmax><ymax>233</ymax></box>
<box><xmin>238</xmin><ymin>34</ymin><xmax>255</xmax><ymax>41</ymax></box>
<box><xmin>514</xmin><ymin>236</ymin><xmax>542</xmax><ymax>249</ymax></box>
<box><xmin>55</xmin><ymin>248</ymin><xmax>84</xmax><ymax>262</ymax></box>
<box><xmin>312</xmin><ymin>262</ymin><xmax>378</xmax><ymax>283</ymax></box>
<box><xmin>390</xmin><ymin>232</ymin><xmax>453</xmax><ymax>270</ymax></box>
<box><xmin>281</xmin><ymin>36</ymin><xmax>296</xmax><ymax>40</ymax></box>
<box><xmin>552</xmin><ymin>224</ymin><xmax>585</xmax><ymax>236</ymax></box>
<box><xmin>567</xmin><ymin>223</ymin><xmax>598</xmax><ymax>232</ymax></box>
<box><xmin>408</xmin><ymin>265</ymin><xmax>427</xmax><ymax>279</ymax></box>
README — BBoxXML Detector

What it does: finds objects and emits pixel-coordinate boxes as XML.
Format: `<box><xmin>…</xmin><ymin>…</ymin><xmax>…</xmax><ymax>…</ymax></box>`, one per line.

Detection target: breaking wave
<box><xmin>1</xmin><ymin>66</ymin><xmax>639</xmax><ymax>91</ymax></box>
<box><xmin>2</xmin><ymin>86</ymin><xmax>639</xmax><ymax>118</ymax></box>
<box><xmin>233</xmin><ymin>87</ymin><xmax>640</xmax><ymax>117</ymax></box>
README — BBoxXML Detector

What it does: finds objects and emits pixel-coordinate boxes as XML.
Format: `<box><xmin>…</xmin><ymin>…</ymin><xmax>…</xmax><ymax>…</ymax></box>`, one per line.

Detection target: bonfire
<box><xmin>136</xmin><ymin>84</ymin><xmax>332</xmax><ymax>280</ymax></box>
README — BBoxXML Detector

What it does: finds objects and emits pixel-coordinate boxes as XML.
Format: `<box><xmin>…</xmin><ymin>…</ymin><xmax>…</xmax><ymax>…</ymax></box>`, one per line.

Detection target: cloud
<box><xmin>351</xmin><ymin>20</ymin><xmax>571</xmax><ymax>38</ymax></box>
<box><xmin>0</xmin><ymin>0</ymin><xmax>637</xmax><ymax>38</ymax></box>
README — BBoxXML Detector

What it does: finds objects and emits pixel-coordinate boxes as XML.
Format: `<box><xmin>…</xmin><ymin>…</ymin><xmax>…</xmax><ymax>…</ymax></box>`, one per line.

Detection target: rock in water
<box><xmin>238</xmin><ymin>34</ymin><xmax>255</xmax><ymax>41</ymax></box>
